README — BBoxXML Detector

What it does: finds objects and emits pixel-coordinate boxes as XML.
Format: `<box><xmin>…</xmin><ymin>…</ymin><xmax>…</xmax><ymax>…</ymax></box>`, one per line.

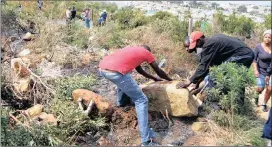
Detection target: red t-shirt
<box><xmin>99</xmin><ymin>46</ymin><xmax>155</xmax><ymax>74</ymax></box>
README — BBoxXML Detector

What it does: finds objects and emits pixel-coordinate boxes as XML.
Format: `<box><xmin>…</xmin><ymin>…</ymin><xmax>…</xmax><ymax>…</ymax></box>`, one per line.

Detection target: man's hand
<box><xmin>176</xmin><ymin>80</ymin><xmax>192</xmax><ymax>89</ymax></box>
<box><xmin>265</xmin><ymin>76</ymin><xmax>270</xmax><ymax>85</ymax></box>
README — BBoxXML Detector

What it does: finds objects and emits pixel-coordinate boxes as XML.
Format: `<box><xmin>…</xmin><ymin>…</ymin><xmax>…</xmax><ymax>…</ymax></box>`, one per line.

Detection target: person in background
<box><xmin>37</xmin><ymin>0</ymin><xmax>43</xmax><ymax>10</ymax></box>
<box><xmin>81</xmin><ymin>9</ymin><xmax>86</xmax><ymax>21</ymax></box>
<box><xmin>253</xmin><ymin>29</ymin><xmax>271</xmax><ymax>112</ymax></box>
<box><xmin>84</xmin><ymin>8</ymin><xmax>91</xmax><ymax>29</ymax></box>
<box><xmin>71</xmin><ymin>6</ymin><xmax>77</xmax><ymax>21</ymax></box>
<box><xmin>18</xmin><ymin>2</ymin><xmax>22</xmax><ymax>12</ymax></box>
<box><xmin>65</xmin><ymin>7</ymin><xmax>71</xmax><ymax>25</ymax></box>
<box><xmin>98</xmin><ymin>17</ymin><xmax>104</xmax><ymax>27</ymax></box>
<box><xmin>100</xmin><ymin>10</ymin><xmax>108</xmax><ymax>25</ymax></box>
<box><xmin>99</xmin><ymin>45</ymin><xmax>172</xmax><ymax>146</ymax></box>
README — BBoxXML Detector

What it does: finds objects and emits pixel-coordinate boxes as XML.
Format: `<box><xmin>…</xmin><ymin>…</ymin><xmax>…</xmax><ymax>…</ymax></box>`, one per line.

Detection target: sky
<box><xmin>112</xmin><ymin>1</ymin><xmax>271</xmax><ymax>7</ymax></box>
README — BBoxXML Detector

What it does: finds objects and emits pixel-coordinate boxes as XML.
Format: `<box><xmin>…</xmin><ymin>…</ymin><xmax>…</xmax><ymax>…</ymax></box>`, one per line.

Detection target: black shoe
<box><xmin>141</xmin><ymin>140</ymin><xmax>161</xmax><ymax>146</ymax></box>
<box><xmin>262</xmin><ymin>104</ymin><xmax>268</xmax><ymax>112</ymax></box>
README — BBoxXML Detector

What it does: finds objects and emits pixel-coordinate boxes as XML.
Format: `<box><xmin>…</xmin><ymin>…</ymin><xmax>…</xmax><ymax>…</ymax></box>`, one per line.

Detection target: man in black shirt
<box><xmin>177</xmin><ymin>31</ymin><xmax>254</xmax><ymax>91</ymax></box>
<box><xmin>71</xmin><ymin>6</ymin><xmax>77</xmax><ymax>20</ymax></box>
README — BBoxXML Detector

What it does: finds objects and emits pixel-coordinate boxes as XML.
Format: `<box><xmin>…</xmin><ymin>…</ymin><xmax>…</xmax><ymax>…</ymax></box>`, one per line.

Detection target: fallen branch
<box><xmin>9</xmin><ymin>111</ymin><xmax>30</xmax><ymax>129</ymax></box>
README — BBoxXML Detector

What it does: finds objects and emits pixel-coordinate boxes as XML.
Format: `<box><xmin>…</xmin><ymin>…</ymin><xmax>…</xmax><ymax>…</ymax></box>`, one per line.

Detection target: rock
<box><xmin>81</xmin><ymin>54</ymin><xmax>93</xmax><ymax>66</ymax></box>
<box><xmin>25</xmin><ymin>104</ymin><xmax>43</xmax><ymax>118</ymax></box>
<box><xmin>17</xmin><ymin>49</ymin><xmax>31</xmax><ymax>57</ymax></box>
<box><xmin>72</xmin><ymin>89</ymin><xmax>114</xmax><ymax>116</ymax></box>
<box><xmin>23</xmin><ymin>32</ymin><xmax>33</xmax><ymax>41</ymax></box>
<box><xmin>38</xmin><ymin>112</ymin><xmax>58</xmax><ymax>125</ymax></box>
<box><xmin>13</xmin><ymin>77</ymin><xmax>32</xmax><ymax>93</ymax></box>
<box><xmin>11</xmin><ymin>58</ymin><xmax>31</xmax><ymax>78</ymax></box>
<box><xmin>191</xmin><ymin>122</ymin><xmax>209</xmax><ymax>132</ymax></box>
<box><xmin>140</xmin><ymin>81</ymin><xmax>198</xmax><ymax>117</ymax></box>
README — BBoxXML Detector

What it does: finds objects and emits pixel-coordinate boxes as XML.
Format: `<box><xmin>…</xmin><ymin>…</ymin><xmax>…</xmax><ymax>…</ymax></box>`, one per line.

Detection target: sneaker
<box><xmin>141</xmin><ymin>140</ymin><xmax>161</xmax><ymax>146</ymax></box>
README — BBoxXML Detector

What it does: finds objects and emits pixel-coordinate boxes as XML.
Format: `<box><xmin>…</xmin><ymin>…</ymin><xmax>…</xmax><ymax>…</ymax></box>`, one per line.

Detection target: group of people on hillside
<box><xmin>98</xmin><ymin>29</ymin><xmax>271</xmax><ymax>146</ymax></box>
<box><xmin>66</xmin><ymin>7</ymin><xmax>108</xmax><ymax>29</ymax></box>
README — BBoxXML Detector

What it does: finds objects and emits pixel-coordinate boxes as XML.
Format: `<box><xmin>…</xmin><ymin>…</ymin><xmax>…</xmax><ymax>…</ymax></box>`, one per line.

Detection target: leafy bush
<box><xmin>1</xmin><ymin>98</ymin><xmax>106</xmax><ymax>146</ymax></box>
<box><xmin>114</xmin><ymin>7</ymin><xmax>149</xmax><ymax>29</ymax></box>
<box><xmin>206</xmin><ymin>63</ymin><xmax>255</xmax><ymax>114</ymax></box>
<box><xmin>151</xmin><ymin>11</ymin><xmax>173</xmax><ymax>20</ymax></box>
<box><xmin>92</xmin><ymin>22</ymin><xmax>125</xmax><ymax>49</ymax></box>
<box><xmin>264</xmin><ymin>14</ymin><xmax>272</xmax><ymax>29</ymax></box>
<box><xmin>152</xmin><ymin>16</ymin><xmax>188</xmax><ymax>42</ymax></box>
<box><xmin>55</xmin><ymin>75</ymin><xmax>97</xmax><ymax>99</ymax></box>
<box><xmin>213</xmin><ymin>11</ymin><xmax>255</xmax><ymax>37</ymax></box>
<box><xmin>63</xmin><ymin>22</ymin><xmax>89</xmax><ymax>49</ymax></box>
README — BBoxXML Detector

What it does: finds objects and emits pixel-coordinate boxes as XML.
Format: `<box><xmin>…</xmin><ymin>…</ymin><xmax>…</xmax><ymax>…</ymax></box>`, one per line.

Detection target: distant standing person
<box><xmin>18</xmin><ymin>2</ymin><xmax>22</xmax><ymax>12</ymax></box>
<box><xmin>71</xmin><ymin>6</ymin><xmax>77</xmax><ymax>21</ymax></box>
<box><xmin>85</xmin><ymin>8</ymin><xmax>91</xmax><ymax>29</ymax></box>
<box><xmin>66</xmin><ymin>7</ymin><xmax>71</xmax><ymax>24</ymax></box>
<box><xmin>37</xmin><ymin>0</ymin><xmax>43</xmax><ymax>10</ymax></box>
<box><xmin>253</xmin><ymin>29</ymin><xmax>272</xmax><ymax>112</ymax></box>
<box><xmin>81</xmin><ymin>10</ymin><xmax>86</xmax><ymax>21</ymax></box>
<box><xmin>100</xmin><ymin>10</ymin><xmax>108</xmax><ymax>25</ymax></box>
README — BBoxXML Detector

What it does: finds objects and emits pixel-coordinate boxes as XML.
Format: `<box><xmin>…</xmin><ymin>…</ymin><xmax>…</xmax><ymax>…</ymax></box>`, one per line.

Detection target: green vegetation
<box><xmin>55</xmin><ymin>75</ymin><xmax>97</xmax><ymax>99</ymax></box>
<box><xmin>264</xmin><ymin>14</ymin><xmax>272</xmax><ymax>29</ymax></box>
<box><xmin>213</xmin><ymin>11</ymin><xmax>255</xmax><ymax>37</ymax></box>
<box><xmin>206</xmin><ymin>63</ymin><xmax>266</xmax><ymax>146</ymax></box>
<box><xmin>1</xmin><ymin>1</ymin><xmax>269</xmax><ymax>146</ymax></box>
<box><xmin>1</xmin><ymin>75</ymin><xmax>106</xmax><ymax>146</ymax></box>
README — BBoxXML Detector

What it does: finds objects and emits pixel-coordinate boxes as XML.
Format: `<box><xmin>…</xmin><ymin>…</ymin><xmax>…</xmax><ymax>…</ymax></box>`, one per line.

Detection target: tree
<box><xmin>237</xmin><ymin>5</ymin><xmax>247</xmax><ymax>13</ymax></box>
<box><xmin>264</xmin><ymin>14</ymin><xmax>272</xmax><ymax>29</ymax></box>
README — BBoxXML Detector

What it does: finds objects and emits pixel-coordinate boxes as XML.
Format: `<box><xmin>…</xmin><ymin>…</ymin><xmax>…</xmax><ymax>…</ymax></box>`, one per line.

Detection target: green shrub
<box><xmin>206</xmin><ymin>63</ymin><xmax>255</xmax><ymax>115</ymax></box>
<box><xmin>213</xmin><ymin>11</ymin><xmax>255</xmax><ymax>37</ymax></box>
<box><xmin>264</xmin><ymin>14</ymin><xmax>272</xmax><ymax>29</ymax></box>
<box><xmin>114</xmin><ymin>7</ymin><xmax>149</xmax><ymax>29</ymax></box>
<box><xmin>92</xmin><ymin>22</ymin><xmax>125</xmax><ymax>49</ymax></box>
<box><xmin>152</xmin><ymin>17</ymin><xmax>188</xmax><ymax>42</ymax></box>
<box><xmin>1</xmin><ymin>98</ymin><xmax>106</xmax><ymax>146</ymax></box>
<box><xmin>55</xmin><ymin>75</ymin><xmax>97</xmax><ymax>99</ymax></box>
<box><xmin>63</xmin><ymin>22</ymin><xmax>89</xmax><ymax>49</ymax></box>
<box><xmin>151</xmin><ymin>11</ymin><xmax>173</xmax><ymax>20</ymax></box>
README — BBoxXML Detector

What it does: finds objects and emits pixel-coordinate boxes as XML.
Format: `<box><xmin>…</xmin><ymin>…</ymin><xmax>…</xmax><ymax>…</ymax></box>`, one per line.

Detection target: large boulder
<box><xmin>140</xmin><ymin>81</ymin><xmax>199</xmax><ymax>117</ymax></box>
<box><xmin>72</xmin><ymin>89</ymin><xmax>114</xmax><ymax>116</ymax></box>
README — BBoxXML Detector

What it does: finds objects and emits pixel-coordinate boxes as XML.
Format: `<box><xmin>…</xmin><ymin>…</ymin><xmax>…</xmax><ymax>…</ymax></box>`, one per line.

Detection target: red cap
<box><xmin>189</xmin><ymin>31</ymin><xmax>204</xmax><ymax>49</ymax></box>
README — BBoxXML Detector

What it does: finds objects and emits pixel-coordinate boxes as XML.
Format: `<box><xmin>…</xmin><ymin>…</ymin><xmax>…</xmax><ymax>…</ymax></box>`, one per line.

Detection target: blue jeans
<box><xmin>99</xmin><ymin>70</ymin><xmax>155</xmax><ymax>143</ymax></box>
<box><xmin>85</xmin><ymin>18</ymin><xmax>90</xmax><ymax>28</ymax></box>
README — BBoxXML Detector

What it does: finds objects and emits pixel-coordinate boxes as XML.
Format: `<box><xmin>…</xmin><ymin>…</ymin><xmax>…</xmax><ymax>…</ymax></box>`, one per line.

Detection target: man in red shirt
<box><xmin>99</xmin><ymin>45</ymin><xmax>172</xmax><ymax>146</ymax></box>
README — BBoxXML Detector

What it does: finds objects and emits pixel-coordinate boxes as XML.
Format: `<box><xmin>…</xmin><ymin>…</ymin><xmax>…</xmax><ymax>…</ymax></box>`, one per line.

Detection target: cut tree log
<box><xmin>72</xmin><ymin>89</ymin><xmax>114</xmax><ymax>116</ymax></box>
<box><xmin>140</xmin><ymin>81</ymin><xmax>199</xmax><ymax>117</ymax></box>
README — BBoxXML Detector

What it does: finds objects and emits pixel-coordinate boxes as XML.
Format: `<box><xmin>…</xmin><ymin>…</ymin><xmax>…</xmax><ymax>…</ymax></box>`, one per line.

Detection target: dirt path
<box><xmin>256</xmin><ymin>91</ymin><xmax>271</xmax><ymax>120</ymax></box>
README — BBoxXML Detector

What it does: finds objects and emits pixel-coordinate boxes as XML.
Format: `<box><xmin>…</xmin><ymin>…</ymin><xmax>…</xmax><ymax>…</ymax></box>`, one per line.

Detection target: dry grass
<box><xmin>125</xmin><ymin>25</ymin><xmax>198</xmax><ymax>75</ymax></box>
